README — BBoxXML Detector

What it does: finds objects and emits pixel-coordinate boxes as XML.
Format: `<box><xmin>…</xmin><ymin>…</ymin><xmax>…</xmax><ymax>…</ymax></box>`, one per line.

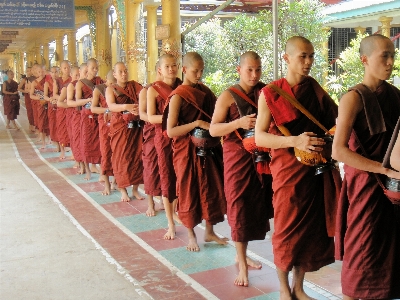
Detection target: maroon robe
<box><xmin>261</xmin><ymin>77</ymin><xmax>340</xmax><ymax>272</ymax></box>
<box><xmin>34</xmin><ymin>77</ymin><xmax>50</xmax><ymax>135</ymax></box>
<box><xmin>109</xmin><ymin>81</ymin><xmax>143</xmax><ymax>188</ymax></box>
<box><xmin>56</xmin><ymin>77</ymin><xmax>72</xmax><ymax>147</ymax></box>
<box><xmin>142</xmin><ymin>84</ymin><xmax>161</xmax><ymax>196</ymax></box>
<box><xmin>80</xmin><ymin>77</ymin><xmax>103</xmax><ymax>164</ymax></box>
<box><xmin>335</xmin><ymin>82</ymin><xmax>400</xmax><ymax>299</ymax></box>
<box><xmin>3</xmin><ymin>80</ymin><xmax>20</xmax><ymax>120</ymax></box>
<box><xmin>70</xmin><ymin>81</ymin><xmax>84</xmax><ymax>162</ymax></box>
<box><xmin>96</xmin><ymin>84</ymin><xmax>113</xmax><ymax>177</ymax></box>
<box><xmin>151</xmin><ymin>80</ymin><xmax>182</xmax><ymax>201</ymax></box>
<box><xmin>23</xmin><ymin>77</ymin><xmax>35</xmax><ymax>126</ymax></box>
<box><xmin>224</xmin><ymin>83</ymin><xmax>272</xmax><ymax>242</ymax></box>
<box><xmin>46</xmin><ymin>77</ymin><xmax>58</xmax><ymax>142</ymax></box>
<box><xmin>165</xmin><ymin>84</ymin><xmax>226</xmax><ymax>229</ymax></box>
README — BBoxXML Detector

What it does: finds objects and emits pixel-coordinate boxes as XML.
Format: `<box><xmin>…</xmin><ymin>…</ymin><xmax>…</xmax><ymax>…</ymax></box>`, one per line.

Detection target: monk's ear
<box><xmin>283</xmin><ymin>53</ymin><xmax>289</xmax><ymax>64</ymax></box>
<box><xmin>236</xmin><ymin>65</ymin><xmax>241</xmax><ymax>74</ymax></box>
<box><xmin>360</xmin><ymin>55</ymin><xmax>368</xmax><ymax>65</ymax></box>
<box><xmin>182</xmin><ymin>65</ymin><xmax>187</xmax><ymax>74</ymax></box>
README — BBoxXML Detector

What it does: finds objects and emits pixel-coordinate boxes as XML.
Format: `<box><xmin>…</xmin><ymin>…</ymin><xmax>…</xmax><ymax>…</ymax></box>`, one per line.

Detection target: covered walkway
<box><xmin>0</xmin><ymin>98</ymin><xmax>342</xmax><ymax>299</ymax></box>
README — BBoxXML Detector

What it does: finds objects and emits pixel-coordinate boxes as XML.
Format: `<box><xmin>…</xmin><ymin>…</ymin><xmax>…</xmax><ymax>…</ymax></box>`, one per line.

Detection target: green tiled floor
<box><xmin>87</xmin><ymin>190</ymin><xmax>122</xmax><ymax>205</ymax></box>
<box><xmin>117</xmin><ymin>213</ymin><xmax>170</xmax><ymax>233</ymax></box>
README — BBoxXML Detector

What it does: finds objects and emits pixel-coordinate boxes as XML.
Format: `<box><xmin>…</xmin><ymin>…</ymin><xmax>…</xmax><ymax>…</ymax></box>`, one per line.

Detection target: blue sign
<box><xmin>0</xmin><ymin>0</ymin><xmax>75</xmax><ymax>28</ymax></box>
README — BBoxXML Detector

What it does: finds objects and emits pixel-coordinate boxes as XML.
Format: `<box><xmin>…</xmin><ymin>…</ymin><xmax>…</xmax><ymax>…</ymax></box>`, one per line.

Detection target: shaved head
<box><xmin>106</xmin><ymin>70</ymin><xmax>115</xmax><ymax>82</ymax></box>
<box><xmin>79</xmin><ymin>63</ymin><xmax>87</xmax><ymax>71</ymax></box>
<box><xmin>159</xmin><ymin>53</ymin><xmax>176</xmax><ymax>65</ymax></box>
<box><xmin>239</xmin><ymin>51</ymin><xmax>261</xmax><ymax>66</ymax></box>
<box><xmin>360</xmin><ymin>34</ymin><xmax>391</xmax><ymax>56</ymax></box>
<box><xmin>86</xmin><ymin>58</ymin><xmax>98</xmax><ymax>66</ymax></box>
<box><xmin>285</xmin><ymin>36</ymin><xmax>313</xmax><ymax>55</ymax></box>
<box><xmin>183</xmin><ymin>52</ymin><xmax>203</xmax><ymax>67</ymax></box>
<box><xmin>113</xmin><ymin>62</ymin><xmax>125</xmax><ymax>71</ymax></box>
<box><xmin>60</xmin><ymin>60</ymin><xmax>70</xmax><ymax>67</ymax></box>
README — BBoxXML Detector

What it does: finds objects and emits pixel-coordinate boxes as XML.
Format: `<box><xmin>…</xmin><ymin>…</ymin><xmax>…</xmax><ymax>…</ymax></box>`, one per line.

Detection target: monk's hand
<box><xmin>386</xmin><ymin>169</ymin><xmax>400</xmax><ymax>180</ymax></box>
<box><xmin>238</xmin><ymin>113</ymin><xmax>257</xmax><ymax>130</ymax></box>
<box><xmin>104</xmin><ymin>112</ymin><xmax>111</xmax><ymax>123</ymax></box>
<box><xmin>130</xmin><ymin>104</ymin><xmax>139</xmax><ymax>116</ymax></box>
<box><xmin>295</xmin><ymin>132</ymin><xmax>325</xmax><ymax>153</ymax></box>
<box><xmin>196</xmin><ymin>120</ymin><xmax>210</xmax><ymax>130</ymax></box>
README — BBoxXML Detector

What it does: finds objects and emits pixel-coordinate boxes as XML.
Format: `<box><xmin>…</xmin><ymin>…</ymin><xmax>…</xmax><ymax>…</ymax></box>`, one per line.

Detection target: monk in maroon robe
<box><xmin>166</xmin><ymin>52</ymin><xmax>228</xmax><ymax>251</ymax></box>
<box><xmin>67</xmin><ymin>65</ymin><xmax>88</xmax><ymax>174</ymax></box>
<box><xmin>30</xmin><ymin>65</ymin><xmax>50</xmax><ymax>149</ymax></box>
<box><xmin>256</xmin><ymin>37</ymin><xmax>340</xmax><ymax>299</ymax></box>
<box><xmin>210</xmin><ymin>51</ymin><xmax>273</xmax><ymax>287</ymax></box>
<box><xmin>75</xmin><ymin>58</ymin><xmax>103</xmax><ymax>180</ymax></box>
<box><xmin>106</xmin><ymin>62</ymin><xmax>144</xmax><ymax>202</ymax></box>
<box><xmin>44</xmin><ymin>66</ymin><xmax>60</xmax><ymax>150</ymax></box>
<box><xmin>333</xmin><ymin>34</ymin><xmax>400</xmax><ymax>300</ymax></box>
<box><xmin>148</xmin><ymin>54</ymin><xmax>182</xmax><ymax>239</ymax></box>
<box><xmin>91</xmin><ymin>71</ymin><xmax>116</xmax><ymax>195</ymax></box>
<box><xmin>139</xmin><ymin>66</ymin><xmax>162</xmax><ymax>217</ymax></box>
<box><xmin>2</xmin><ymin>70</ymin><xmax>20</xmax><ymax>129</ymax></box>
<box><xmin>55</xmin><ymin>61</ymin><xmax>73</xmax><ymax>160</ymax></box>
<box><xmin>18</xmin><ymin>67</ymin><xmax>35</xmax><ymax>132</ymax></box>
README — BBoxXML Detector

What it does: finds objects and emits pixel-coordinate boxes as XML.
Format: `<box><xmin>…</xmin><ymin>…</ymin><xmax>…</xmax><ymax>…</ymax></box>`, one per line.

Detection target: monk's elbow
<box><xmin>208</xmin><ymin>126</ymin><xmax>217</xmax><ymax>137</ymax></box>
<box><xmin>331</xmin><ymin>146</ymin><xmax>343</xmax><ymax>162</ymax></box>
<box><xmin>166</xmin><ymin>129</ymin><xmax>173</xmax><ymax>138</ymax></box>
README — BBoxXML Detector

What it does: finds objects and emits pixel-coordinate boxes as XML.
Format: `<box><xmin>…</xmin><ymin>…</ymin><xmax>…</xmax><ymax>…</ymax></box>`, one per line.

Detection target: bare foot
<box><xmin>120</xmin><ymin>188</ymin><xmax>131</xmax><ymax>202</ymax></box>
<box><xmin>146</xmin><ymin>205</ymin><xmax>156</xmax><ymax>217</ymax></box>
<box><xmin>111</xmin><ymin>180</ymin><xmax>117</xmax><ymax>190</ymax></box>
<box><xmin>173</xmin><ymin>213</ymin><xmax>182</xmax><ymax>224</ymax></box>
<box><xmin>101</xmin><ymin>187</ymin><xmax>111</xmax><ymax>196</ymax></box>
<box><xmin>204</xmin><ymin>232</ymin><xmax>229</xmax><ymax>245</ymax></box>
<box><xmin>84</xmin><ymin>171</ymin><xmax>91</xmax><ymax>181</ymax></box>
<box><xmin>164</xmin><ymin>224</ymin><xmax>176</xmax><ymax>240</ymax></box>
<box><xmin>132</xmin><ymin>187</ymin><xmax>145</xmax><ymax>200</ymax></box>
<box><xmin>187</xmin><ymin>236</ymin><xmax>200</xmax><ymax>252</ymax></box>
<box><xmin>73</xmin><ymin>161</ymin><xmax>79</xmax><ymax>168</ymax></box>
<box><xmin>235</xmin><ymin>255</ymin><xmax>262</xmax><ymax>269</ymax></box>
<box><xmin>234</xmin><ymin>269</ymin><xmax>249</xmax><ymax>287</ymax></box>
<box><xmin>78</xmin><ymin>164</ymin><xmax>86</xmax><ymax>175</ymax></box>
<box><xmin>90</xmin><ymin>164</ymin><xmax>100</xmax><ymax>174</ymax></box>
<box><xmin>6</xmin><ymin>125</ymin><xmax>11</xmax><ymax>129</ymax></box>
<box><xmin>292</xmin><ymin>290</ymin><xmax>315</xmax><ymax>300</ymax></box>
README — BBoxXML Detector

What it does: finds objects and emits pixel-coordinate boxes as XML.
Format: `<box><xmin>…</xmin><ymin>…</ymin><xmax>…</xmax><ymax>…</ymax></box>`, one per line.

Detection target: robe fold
<box><xmin>165</xmin><ymin>84</ymin><xmax>226</xmax><ymax>229</ymax></box>
<box><xmin>224</xmin><ymin>83</ymin><xmax>272</xmax><ymax>242</ymax></box>
<box><xmin>69</xmin><ymin>81</ymin><xmax>84</xmax><ymax>162</ymax></box>
<box><xmin>335</xmin><ymin>81</ymin><xmax>400</xmax><ymax>299</ymax></box>
<box><xmin>23</xmin><ymin>78</ymin><xmax>34</xmax><ymax>126</ymax></box>
<box><xmin>151</xmin><ymin>80</ymin><xmax>181</xmax><ymax>201</ymax></box>
<box><xmin>28</xmin><ymin>76</ymin><xmax>38</xmax><ymax>128</ymax></box>
<box><xmin>56</xmin><ymin>77</ymin><xmax>72</xmax><ymax>147</ymax></box>
<box><xmin>46</xmin><ymin>77</ymin><xmax>58</xmax><ymax>142</ymax></box>
<box><xmin>3</xmin><ymin>80</ymin><xmax>20</xmax><ymax>120</ymax></box>
<box><xmin>80</xmin><ymin>77</ymin><xmax>103</xmax><ymax>164</ymax></box>
<box><xmin>261</xmin><ymin>76</ymin><xmax>340</xmax><ymax>272</ymax></box>
<box><xmin>34</xmin><ymin>77</ymin><xmax>50</xmax><ymax>135</ymax></box>
<box><xmin>109</xmin><ymin>81</ymin><xmax>143</xmax><ymax>188</ymax></box>
<box><xmin>96</xmin><ymin>84</ymin><xmax>113</xmax><ymax>177</ymax></box>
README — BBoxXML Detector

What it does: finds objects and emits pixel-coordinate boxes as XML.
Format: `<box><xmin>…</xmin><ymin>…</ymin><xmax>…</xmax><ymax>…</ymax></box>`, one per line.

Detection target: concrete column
<box><xmin>161</xmin><ymin>0</ymin><xmax>181</xmax><ymax>67</ymax></box>
<box><xmin>78</xmin><ymin>39</ymin><xmax>84</xmax><ymax>65</ymax></box>
<box><xmin>146</xmin><ymin>4</ymin><xmax>159</xmax><ymax>83</ymax></box>
<box><xmin>43</xmin><ymin>41</ymin><xmax>50</xmax><ymax>69</ymax></box>
<box><xmin>111</xmin><ymin>21</ymin><xmax>118</xmax><ymax>67</ymax></box>
<box><xmin>379</xmin><ymin>16</ymin><xmax>393</xmax><ymax>38</ymax></box>
<box><xmin>55</xmin><ymin>34</ymin><xmax>64</xmax><ymax>66</ymax></box>
<box><xmin>95</xmin><ymin>5</ymin><xmax>112</xmax><ymax>78</ymax></box>
<box><xmin>354</xmin><ymin>26</ymin><xmax>366</xmax><ymax>35</ymax></box>
<box><xmin>125</xmin><ymin>0</ymin><xmax>143</xmax><ymax>80</ymax></box>
<box><xmin>67</xmin><ymin>30</ymin><xmax>77</xmax><ymax>66</ymax></box>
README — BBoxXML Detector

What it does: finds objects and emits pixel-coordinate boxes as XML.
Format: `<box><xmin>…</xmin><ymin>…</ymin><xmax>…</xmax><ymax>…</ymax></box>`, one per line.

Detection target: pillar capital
<box><xmin>379</xmin><ymin>16</ymin><xmax>393</xmax><ymax>38</ymax></box>
<box><xmin>354</xmin><ymin>26</ymin><xmax>366</xmax><ymax>35</ymax></box>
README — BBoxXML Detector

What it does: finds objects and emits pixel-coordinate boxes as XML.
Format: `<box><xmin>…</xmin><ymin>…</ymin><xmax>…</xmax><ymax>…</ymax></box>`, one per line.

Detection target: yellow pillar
<box><xmin>125</xmin><ymin>0</ymin><xmax>143</xmax><ymax>81</ymax></box>
<box><xmin>111</xmin><ymin>21</ymin><xmax>118</xmax><ymax>67</ymax></box>
<box><xmin>95</xmin><ymin>6</ymin><xmax>112</xmax><ymax>78</ymax></box>
<box><xmin>67</xmin><ymin>30</ymin><xmax>77</xmax><ymax>67</ymax></box>
<box><xmin>354</xmin><ymin>26</ymin><xmax>366</xmax><ymax>35</ymax></box>
<box><xmin>27</xmin><ymin>50</ymin><xmax>33</xmax><ymax>67</ymax></box>
<box><xmin>146</xmin><ymin>4</ymin><xmax>159</xmax><ymax>83</ymax></box>
<box><xmin>55</xmin><ymin>34</ymin><xmax>64</xmax><ymax>66</ymax></box>
<box><xmin>43</xmin><ymin>41</ymin><xmax>50</xmax><ymax>69</ymax></box>
<box><xmin>161</xmin><ymin>0</ymin><xmax>181</xmax><ymax>67</ymax></box>
<box><xmin>379</xmin><ymin>16</ymin><xmax>393</xmax><ymax>38</ymax></box>
<box><xmin>78</xmin><ymin>39</ymin><xmax>84</xmax><ymax>65</ymax></box>
<box><xmin>35</xmin><ymin>46</ymin><xmax>42</xmax><ymax>65</ymax></box>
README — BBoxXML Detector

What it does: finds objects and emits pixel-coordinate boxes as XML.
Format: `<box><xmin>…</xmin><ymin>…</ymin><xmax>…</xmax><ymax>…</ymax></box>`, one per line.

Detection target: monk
<box><xmin>391</xmin><ymin>123</ymin><xmax>400</xmax><ymax>171</ymax></box>
<box><xmin>44</xmin><ymin>66</ymin><xmax>60</xmax><ymax>152</ymax></box>
<box><xmin>105</xmin><ymin>62</ymin><xmax>144</xmax><ymax>202</ymax></box>
<box><xmin>18</xmin><ymin>67</ymin><xmax>35</xmax><ymax>132</ymax></box>
<box><xmin>209</xmin><ymin>51</ymin><xmax>272</xmax><ymax>287</ymax></box>
<box><xmin>30</xmin><ymin>64</ymin><xmax>50</xmax><ymax>149</ymax></box>
<box><xmin>75</xmin><ymin>58</ymin><xmax>103</xmax><ymax>180</ymax></box>
<box><xmin>148</xmin><ymin>54</ymin><xmax>182</xmax><ymax>239</ymax></box>
<box><xmin>332</xmin><ymin>34</ymin><xmax>400</xmax><ymax>300</ymax></box>
<box><xmin>91</xmin><ymin>70</ymin><xmax>116</xmax><ymax>195</ymax></box>
<box><xmin>2</xmin><ymin>70</ymin><xmax>20</xmax><ymax>130</ymax></box>
<box><xmin>166</xmin><ymin>52</ymin><xmax>228</xmax><ymax>251</ymax></box>
<box><xmin>55</xmin><ymin>60</ymin><xmax>72</xmax><ymax>160</ymax></box>
<box><xmin>138</xmin><ymin>62</ymin><xmax>162</xmax><ymax>217</ymax></box>
<box><xmin>255</xmin><ymin>36</ymin><xmax>340</xmax><ymax>299</ymax></box>
<box><xmin>67</xmin><ymin>65</ymin><xmax>88</xmax><ymax>174</ymax></box>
